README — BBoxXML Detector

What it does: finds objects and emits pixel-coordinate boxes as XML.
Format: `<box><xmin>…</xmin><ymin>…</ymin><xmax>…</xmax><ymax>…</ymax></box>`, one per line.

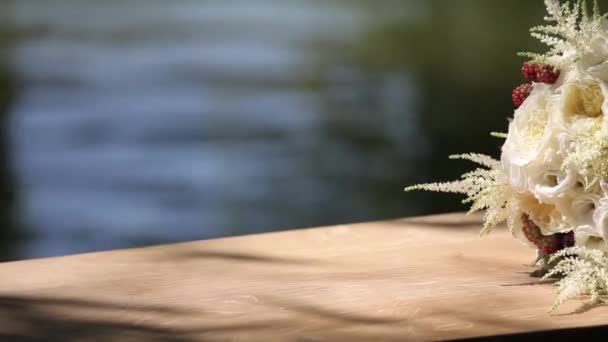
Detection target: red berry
<box><xmin>512</xmin><ymin>84</ymin><xmax>533</xmax><ymax>107</ymax></box>
<box><xmin>521</xmin><ymin>62</ymin><xmax>539</xmax><ymax>81</ymax></box>
<box><xmin>521</xmin><ymin>214</ymin><xmax>562</xmax><ymax>255</ymax></box>
<box><xmin>536</xmin><ymin>64</ymin><xmax>560</xmax><ymax>84</ymax></box>
<box><xmin>561</xmin><ymin>231</ymin><xmax>575</xmax><ymax>248</ymax></box>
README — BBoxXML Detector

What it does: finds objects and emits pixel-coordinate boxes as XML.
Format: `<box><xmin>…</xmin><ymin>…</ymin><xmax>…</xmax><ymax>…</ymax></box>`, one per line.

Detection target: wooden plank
<box><xmin>0</xmin><ymin>212</ymin><xmax>606</xmax><ymax>341</ymax></box>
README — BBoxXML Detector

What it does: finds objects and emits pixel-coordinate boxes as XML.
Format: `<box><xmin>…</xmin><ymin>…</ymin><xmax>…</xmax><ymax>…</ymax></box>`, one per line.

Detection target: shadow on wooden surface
<box><xmin>448</xmin><ymin>324</ymin><xmax>608</xmax><ymax>341</ymax></box>
<box><xmin>393</xmin><ymin>213</ymin><xmax>484</xmax><ymax>229</ymax></box>
<box><xmin>0</xmin><ymin>293</ymin><xmax>556</xmax><ymax>342</ymax></box>
<box><xmin>0</xmin><ymin>294</ymin><xmax>418</xmax><ymax>341</ymax></box>
<box><xmin>165</xmin><ymin>249</ymin><xmax>320</xmax><ymax>265</ymax></box>
<box><xmin>0</xmin><ymin>294</ymin><xmax>406</xmax><ymax>341</ymax></box>
<box><xmin>0</xmin><ymin>295</ymin><xmax>200</xmax><ymax>341</ymax></box>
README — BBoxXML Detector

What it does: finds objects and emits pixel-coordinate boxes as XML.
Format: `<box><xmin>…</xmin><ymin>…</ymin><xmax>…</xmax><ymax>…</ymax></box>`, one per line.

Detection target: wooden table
<box><xmin>1</xmin><ymin>212</ymin><xmax>607</xmax><ymax>341</ymax></box>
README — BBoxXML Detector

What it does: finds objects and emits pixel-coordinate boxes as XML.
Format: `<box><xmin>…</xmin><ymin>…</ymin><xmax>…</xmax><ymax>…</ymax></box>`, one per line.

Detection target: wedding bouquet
<box><xmin>405</xmin><ymin>0</ymin><xmax>608</xmax><ymax>311</ymax></box>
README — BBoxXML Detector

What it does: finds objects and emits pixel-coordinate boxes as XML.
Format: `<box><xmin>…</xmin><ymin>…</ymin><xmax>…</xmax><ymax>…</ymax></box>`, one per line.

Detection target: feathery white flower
<box><xmin>520</xmin><ymin>0</ymin><xmax>608</xmax><ymax>68</ymax></box>
<box><xmin>405</xmin><ymin>154</ymin><xmax>511</xmax><ymax>235</ymax></box>
<box><xmin>544</xmin><ymin>246</ymin><xmax>608</xmax><ymax>312</ymax></box>
<box><xmin>562</xmin><ymin>124</ymin><xmax>608</xmax><ymax>190</ymax></box>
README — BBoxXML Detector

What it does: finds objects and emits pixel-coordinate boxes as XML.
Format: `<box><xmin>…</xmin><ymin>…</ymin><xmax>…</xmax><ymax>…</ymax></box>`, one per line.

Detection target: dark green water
<box><xmin>0</xmin><ymin>0</ymin><xmax>587</xmax><ymax>260</ymax></box>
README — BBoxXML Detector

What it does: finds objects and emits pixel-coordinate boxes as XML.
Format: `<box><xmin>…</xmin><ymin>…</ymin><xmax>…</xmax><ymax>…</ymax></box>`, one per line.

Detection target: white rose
<box><xmin>507</xmin><ymin>192</ymin><xmax>568</xmax><ymax>245</ymax></box>
<box><xmin>502</xmin><ymin>84</ymin><xmax>562</xmax><ymax>192</ymax></box>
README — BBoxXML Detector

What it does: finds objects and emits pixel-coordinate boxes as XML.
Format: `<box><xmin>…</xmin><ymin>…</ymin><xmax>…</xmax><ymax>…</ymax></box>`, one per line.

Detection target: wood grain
<box><xmin>0</xmin><ymin>212</ymin><xmax>607</xmax><ymax>341</ymax></box>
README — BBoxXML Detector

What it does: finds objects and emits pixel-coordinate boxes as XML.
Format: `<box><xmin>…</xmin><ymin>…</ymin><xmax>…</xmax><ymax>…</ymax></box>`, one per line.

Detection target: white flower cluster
<box><xmin>405</xmin><ymin>0</ymin><xmax>608</xmax><ymax>310</ymax></box>
<box><xmin>504</xmin><ymin>2</ymin><xmax>608</xmax><ymax>252</ymax></box>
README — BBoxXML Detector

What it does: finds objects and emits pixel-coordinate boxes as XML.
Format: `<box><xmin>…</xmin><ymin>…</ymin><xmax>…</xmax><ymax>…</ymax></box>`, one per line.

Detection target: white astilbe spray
<box><xmin>404</xmin><ymin>154</ymin><xmax>511</xmax><ymax>235</ymax></box>
<box><xmin>519</xmin><ymin>0</ymin><xmax>608</xmax><ymax>68</ymax></box>
<box><xmin>543</xmin><ymin>246</ymin><xmax>608</xmax><ymax>312</ymax></box>
<box><xmin>563</xmin><ymin>128</ymin><xmax>608</xmax><ymax>190</ymax></box>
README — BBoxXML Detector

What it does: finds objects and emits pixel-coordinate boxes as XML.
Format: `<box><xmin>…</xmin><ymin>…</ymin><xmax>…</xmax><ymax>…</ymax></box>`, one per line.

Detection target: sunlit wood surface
<box><xmin>1</xmin><ymin>212</ymin><xmax>607</xmax><ymax>341</ymax></box>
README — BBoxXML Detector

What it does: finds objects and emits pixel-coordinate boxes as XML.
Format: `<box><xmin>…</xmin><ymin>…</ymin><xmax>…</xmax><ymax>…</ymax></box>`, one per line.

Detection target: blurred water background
<box><xmin>0</xmin><ymin>0</ymin><xmax>558</xmax><ymax>260</ymax></box>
